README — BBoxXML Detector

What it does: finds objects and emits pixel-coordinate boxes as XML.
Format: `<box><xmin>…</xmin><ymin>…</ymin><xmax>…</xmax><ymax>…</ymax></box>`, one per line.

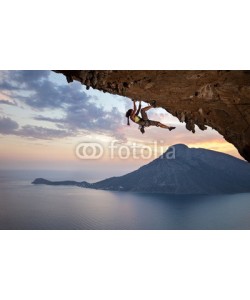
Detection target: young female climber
<box><xmin>125</xmin><ymin>99</ymin><xmax>176</xmax><ymax>134</ymax></box>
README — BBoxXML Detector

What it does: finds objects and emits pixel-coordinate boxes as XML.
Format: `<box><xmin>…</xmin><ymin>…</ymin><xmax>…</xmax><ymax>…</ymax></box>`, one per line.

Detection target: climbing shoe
<box><xmin>139</xmin><ymin>125</ymin><xmax>145</xmax><ymax>134</ymax></box>
<box><xmin>168</xmin><ymin>127</ymin><xmax>176</xmax><ymax>131</ymax></box>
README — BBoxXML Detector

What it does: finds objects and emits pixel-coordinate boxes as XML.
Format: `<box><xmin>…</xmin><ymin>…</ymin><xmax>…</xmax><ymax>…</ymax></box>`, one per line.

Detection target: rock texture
<box><xmin>54</xmin><ymin>70</ymin><xmax>250</xmax><ymax>162</ymax></box>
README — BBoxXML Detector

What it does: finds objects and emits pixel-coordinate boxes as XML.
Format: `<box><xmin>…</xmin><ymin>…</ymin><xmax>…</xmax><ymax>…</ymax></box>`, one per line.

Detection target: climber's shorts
<box><xmin>140</xmin><ymin>110</ymin><xmax>160</xmax><ymax>127</ymax></box>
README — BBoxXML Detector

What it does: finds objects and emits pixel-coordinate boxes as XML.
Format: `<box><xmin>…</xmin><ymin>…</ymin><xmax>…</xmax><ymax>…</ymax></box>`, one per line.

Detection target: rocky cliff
<box><xmin>54</xmin><ymin>70</ymin><xmax>250</xmax><ymax>162</ymax></box>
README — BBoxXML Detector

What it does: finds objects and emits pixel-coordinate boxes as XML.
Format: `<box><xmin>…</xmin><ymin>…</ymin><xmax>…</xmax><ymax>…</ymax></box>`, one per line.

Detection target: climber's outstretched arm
<box><xmin>135</xmin><ymin>101</ymin><xmax>141</xmax><ymax>116</ymax></box>
<box><xmin>130</xmin><ymin>99</ymin><xmax>137</xmax><ymax>118</ymax></box>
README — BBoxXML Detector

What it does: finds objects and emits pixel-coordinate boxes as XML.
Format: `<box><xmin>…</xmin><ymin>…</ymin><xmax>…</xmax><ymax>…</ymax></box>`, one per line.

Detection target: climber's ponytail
<box><xmin>125</xmin><ymin>109</ymin><xmax>133</xmax><ymax>126</ymax></box>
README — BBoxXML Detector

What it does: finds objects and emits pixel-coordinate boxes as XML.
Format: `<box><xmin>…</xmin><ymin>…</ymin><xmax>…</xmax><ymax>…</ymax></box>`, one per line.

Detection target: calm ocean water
<box><xmin>0</xmin><ymin>169</ymin><xmax>250</xmax><ymax>230</ymax></box>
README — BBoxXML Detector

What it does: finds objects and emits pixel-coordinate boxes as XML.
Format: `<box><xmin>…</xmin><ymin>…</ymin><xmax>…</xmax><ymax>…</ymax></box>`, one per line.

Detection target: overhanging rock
<box><xmin>54</xmin><ymin>70</ymin><xmax>250</xmax><ymax>162</ymax></box>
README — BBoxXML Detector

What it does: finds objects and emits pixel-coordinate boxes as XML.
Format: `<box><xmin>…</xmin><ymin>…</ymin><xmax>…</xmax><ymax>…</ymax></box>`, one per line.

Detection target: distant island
<box><xmin>32</xmin><ymin>178</ymin><xmax>90</xmax><ymax>187</ymax></box>
<box><xmin>32</xmin><ymin>144</ymin><xmax>250</xmax><ymax>194</ymax></box>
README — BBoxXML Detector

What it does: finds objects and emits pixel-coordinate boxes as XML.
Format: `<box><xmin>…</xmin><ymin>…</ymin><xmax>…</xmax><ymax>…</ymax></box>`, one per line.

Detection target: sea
<box><xmin>1</xmin><ymin>169</ymin><xmax>250</xmax><ymax>230</ymax></box>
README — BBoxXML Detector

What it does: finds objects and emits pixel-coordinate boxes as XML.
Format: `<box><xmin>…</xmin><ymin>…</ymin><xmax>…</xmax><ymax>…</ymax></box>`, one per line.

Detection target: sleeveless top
<box><xmin>134</xmin><ymin>116</ymin><xmax>141</xmax><ymax>123</ymax></box>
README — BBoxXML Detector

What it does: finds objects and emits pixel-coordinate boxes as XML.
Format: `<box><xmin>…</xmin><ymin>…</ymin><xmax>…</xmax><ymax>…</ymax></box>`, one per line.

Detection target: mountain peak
<box><xmin>163</xmin><ymin>144</ymin><xmax>189</xmax><ymax>157</ymax></box>
<box><xmin>170</xmin><ymin>144</ymin><xmax>189</xmax><ymax>150</ymax></box>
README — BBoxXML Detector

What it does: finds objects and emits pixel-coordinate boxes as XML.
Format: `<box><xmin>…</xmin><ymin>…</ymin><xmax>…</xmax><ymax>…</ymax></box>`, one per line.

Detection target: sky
<box><xmin>0</xmin><ymin>70</ymin><xmax>241</xmax><ymax>181</ymax></box>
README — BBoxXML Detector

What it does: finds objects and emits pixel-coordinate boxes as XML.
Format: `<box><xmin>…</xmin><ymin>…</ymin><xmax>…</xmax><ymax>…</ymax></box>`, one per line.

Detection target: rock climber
<box><xmin>126</xmin><ymin>99</ymin><xmax>176</xmax><ymax>134</ymax></box>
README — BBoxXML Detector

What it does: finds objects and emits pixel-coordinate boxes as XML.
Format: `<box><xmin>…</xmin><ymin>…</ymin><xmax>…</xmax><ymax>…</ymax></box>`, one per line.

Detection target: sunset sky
<box><xmin>0</xmin><ymin>70</ymin><xmax>241</xmax><ymax>181</ymax></box>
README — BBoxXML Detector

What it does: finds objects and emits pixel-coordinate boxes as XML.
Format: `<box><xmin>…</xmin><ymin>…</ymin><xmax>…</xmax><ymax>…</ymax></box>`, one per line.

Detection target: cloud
<box><xmin>12</xmin><ymin>70</ymin><xmax>51</xmax><ymax>83</ymax></box>
<box><xmin>0</xmin><ymin>70</ymin><xmax>125</xmax><ymax>140</ymax></box>
<box><xmin>0</xmin><ymin>71</ymin><xmax>50</xmax><ymax>91</ymax></box>
<box><xmin>63</xmin><ymin>104</ymin><xmax>122</xmax><ymax>131</ymax></box>
<box><xmin>0</xmin><ymin>71</ymin><xmax>90</xmax><ymax>109</ymax></box>
<box><xmin>0</xmin><ymin>90</ymin><xmax>18</xmax><ymax>106</ymax></box>
<box><xmin>0</xmin><ymin>115</ymin><xmax>72</xmax><ymax>140</ymax></box>
<box><xmin>0</xmin><ymin>116</ymin><xmax>19</xmax><ymax>134</ymax></box>
<box><xmin>0</xmin><ymin>99</ymin><xmax>17</xmax><ymax>106</ymax></box>
<box><xmin>16</xmin><ymin>79</ymin><xmax>79</xmax><ymax>109</ymax></box>
<box><xmin>17</xmin><ymin>125</ymin><xmax>72</xmax><ymax>140</ymax></box>
<box><xmin>34</xmin><ymin>115</ymin><xmax>64</xmax><ymax>122</ymax></box>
